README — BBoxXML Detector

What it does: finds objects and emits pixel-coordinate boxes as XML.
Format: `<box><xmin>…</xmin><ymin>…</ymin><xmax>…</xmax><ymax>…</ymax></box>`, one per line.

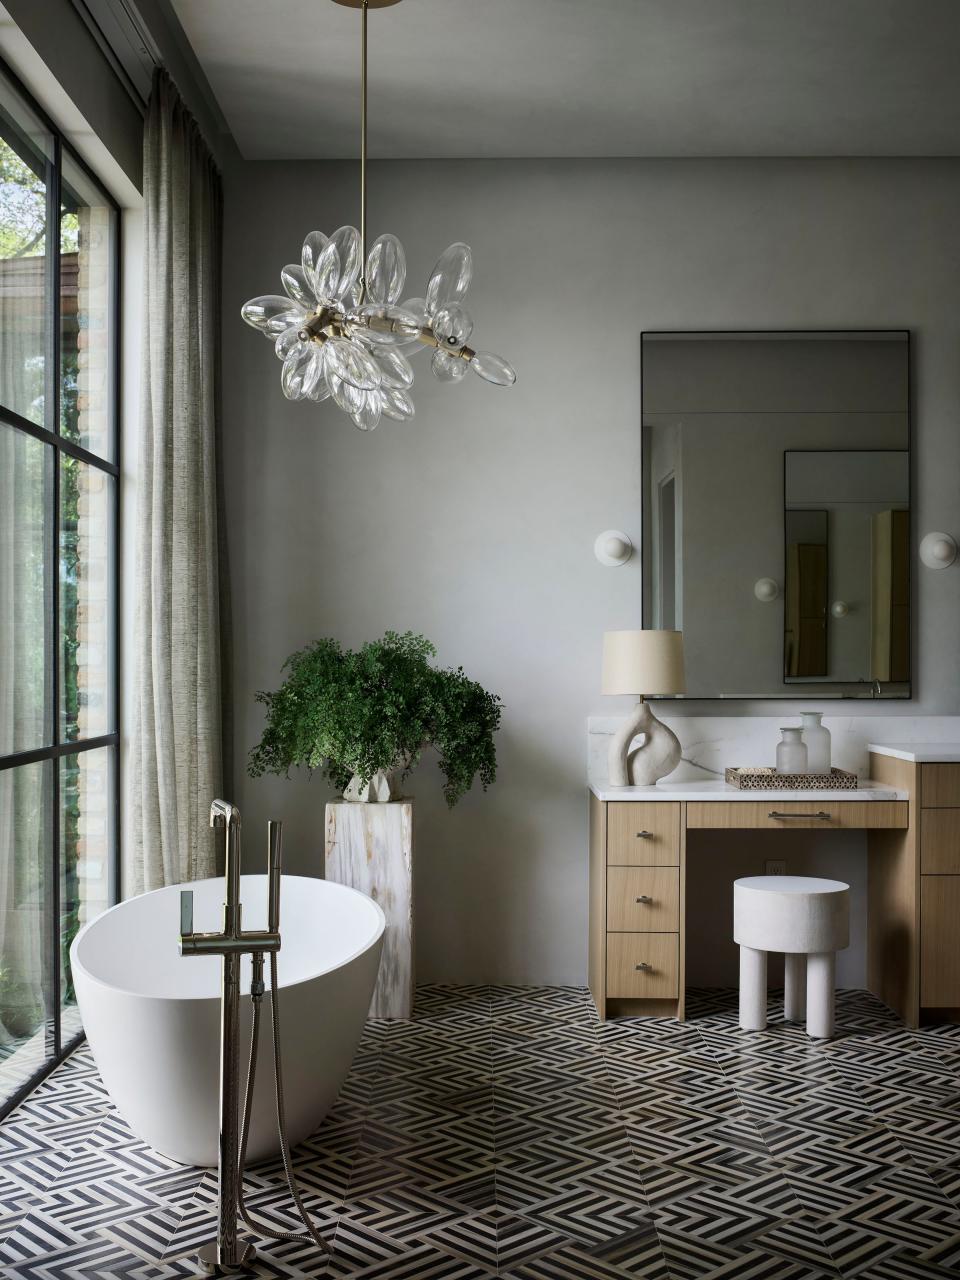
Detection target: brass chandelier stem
<box><xmin>359</xmin><ymin>0</ymin><xmax>369</xmax><ymax>299</ymax></box>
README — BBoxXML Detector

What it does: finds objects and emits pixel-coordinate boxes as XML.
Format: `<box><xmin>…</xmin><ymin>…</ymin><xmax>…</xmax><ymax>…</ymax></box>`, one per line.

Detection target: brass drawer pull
<box><xmin>635</xmin><ymin>830</ymin><xmax>653</xmax><ymax>838</ymax></box>
<box><xmin>768</xmin><ymin>810</ymin><xmax>831</xmax><ymax>820</ymax></box>
<box><xmin>635</xmin><ymin>895</ymin><xmax>653</xmax><ymax>904</ymax></box>
<box><xmin>635</xmin><ymin>962</ymin><xmax>651</xmax><ymax>971</ymax></box>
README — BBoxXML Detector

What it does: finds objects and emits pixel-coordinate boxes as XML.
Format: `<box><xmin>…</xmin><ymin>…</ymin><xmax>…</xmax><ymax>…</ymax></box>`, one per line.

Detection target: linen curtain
<box><xmin>127</xmin><ymin>68</ymin><xmax>224</xmax><ymax>894</ymax></box>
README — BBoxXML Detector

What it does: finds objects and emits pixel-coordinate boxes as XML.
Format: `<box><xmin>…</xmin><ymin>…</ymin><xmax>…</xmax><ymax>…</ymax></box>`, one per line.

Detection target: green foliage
<box><xmin>248</xmin><ymin>632</ymin><xmax>502</xmax><ymax>807</ymax></box>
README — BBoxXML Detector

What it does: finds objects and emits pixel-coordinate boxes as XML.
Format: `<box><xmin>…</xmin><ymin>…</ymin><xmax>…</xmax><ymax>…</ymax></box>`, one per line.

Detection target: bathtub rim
<box><xmin>70</xmin><ymin>874</ymin><xmax>386</xmax><ymax>1004</ymax></box>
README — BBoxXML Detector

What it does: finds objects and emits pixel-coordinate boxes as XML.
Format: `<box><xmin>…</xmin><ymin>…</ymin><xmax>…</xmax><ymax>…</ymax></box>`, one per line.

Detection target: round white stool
<box><xmin>733</xmin><ymin>876</ymin><xmax>849</xmax><ymax>1039</ymax></box>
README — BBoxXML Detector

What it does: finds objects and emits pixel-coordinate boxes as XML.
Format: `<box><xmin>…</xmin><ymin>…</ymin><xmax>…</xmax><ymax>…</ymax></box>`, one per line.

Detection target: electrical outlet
<box><xmin>764</xmin><ymin>859</ymin><xmax>787</xmax><ymax>876</ymax></box>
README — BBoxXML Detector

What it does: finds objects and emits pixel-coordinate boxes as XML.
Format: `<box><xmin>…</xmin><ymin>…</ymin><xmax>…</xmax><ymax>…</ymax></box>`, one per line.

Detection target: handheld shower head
<box><xmin>268</xmin><ymin>821</ymin><xmax>283</xmax><ymax>935</ymax></box>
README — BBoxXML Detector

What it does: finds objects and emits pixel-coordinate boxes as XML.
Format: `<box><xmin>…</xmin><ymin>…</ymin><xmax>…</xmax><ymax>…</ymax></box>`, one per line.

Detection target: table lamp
<box><xmin>602</xmin><ymin>630</ymin><xmax>685</xmax><ymax>786</ymax></box>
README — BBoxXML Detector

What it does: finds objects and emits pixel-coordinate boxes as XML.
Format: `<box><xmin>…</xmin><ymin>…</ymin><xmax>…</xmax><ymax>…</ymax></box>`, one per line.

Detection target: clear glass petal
<box><xmin>301</xmin><ymin>347</ymin><xmax>324</xmax><ymax>399</ymax></box>
<box><xmin>380</xmin><ymin>385</ymin><xmax>415</xmax><ymax>420</ymax></box>
<box><xmin>341</xmin><ymin>282</ymin><xmax>362</xmax><ymax>312</ymax></box>
<box><xmin>275</xmin><ymin>327</ymin><xmax>307</xmax><ymax>361</ymax></box>
<box><xmin>470</xmin><ymin>350</ymin><xmax>516</xmax><ymax>386</ymax></box>
<box><xmin>351</xmin><ymin>390</ymin><xmax>382</xmax><ymax>432</ymax></box>
<box><xmin>323</xmin><ymin>337</ymin><xmax>382</xmax><ymax>391</ymax></box>
<box><xmin>365</xmin><ymin>233</ymin><xmax>406</xmax><ymax>306</ymax></box>
<box><xmin>281</xmin><ymin>264</ymin><xmax>316</xmax><ymax>308</ymax></box>
<box><xmin>313</xmin><ymin>240</ymin><xmax>341</xmax><ymax>303</ymax></box>
<box><xmin>328</xmin><ymin>225</ymin><xmax>362</xmax><ymax>302</ymax></box>
<box><xmin>308</xmin><ymin>374</ymin><xmax>331</xmax><ymax>402</ymax></box>
<box><xmin>269</xmin><ymin>310</ymin><xmax>306</xmax><ymax>339</ymax></box>
<box><xmin>401</xmin><ymin>297</ymin><xmax>427</xmax><ymax>325</ymax></box>
<box><xmin>432</xmin><ymin>302</ymin><xmax>473</xmax><ymax>351</ymax></box>
<box><xmin>301</xmin><ymin>230</ymin><xmax>329</xmax><ymax>290</ymax></box>
<box><xmin>431</xmin><ymin>348</ymin><xmax>467</xmax><ymax>383</ymax></box>
<box><xmin>425</xmin><ymin>243</ymin><xmax>472</xmax><ymax>317</ymax></box>
<box><xmin>326</xmin><ymin>368</ymin><xmax>364</xmax><ymax>416</ymax></box>
<box><xmin>282</xmin><ymin>345</ymin><xmax>315</xmax><ymax>400</ymax></box>
<box><xmin>353</xmin><ymin>303</ymin><xmax>421</xmax><ymax>348</ymax></box>
<box><xmin>373</xmin><ymin>347</ymin><xmax>414</xmax><ymax>389</ymax></box>
<box><xmin>241</xmin><ymin>294</ymin><xmax>305</xmax><ymax>335</ymax></box>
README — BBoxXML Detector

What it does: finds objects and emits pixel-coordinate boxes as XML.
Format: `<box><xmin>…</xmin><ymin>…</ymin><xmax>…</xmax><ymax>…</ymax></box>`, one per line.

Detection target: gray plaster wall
<box><xmin>222</xmin><ymin>157</ymin><xmax>960</xmax><ymax>984</ymax></box>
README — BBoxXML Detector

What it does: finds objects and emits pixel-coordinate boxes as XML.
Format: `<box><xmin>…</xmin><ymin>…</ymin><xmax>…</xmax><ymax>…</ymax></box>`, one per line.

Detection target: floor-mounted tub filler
<box><xmin>71</xmin><ymin>801</ymin><xmax>385</xmax><ymax>1274</ymax></box>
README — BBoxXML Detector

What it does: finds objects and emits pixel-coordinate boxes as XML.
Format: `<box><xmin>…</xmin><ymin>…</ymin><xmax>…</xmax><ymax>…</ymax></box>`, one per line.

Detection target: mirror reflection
<box><xmin>642</xmin><ymin>331</ymin><xmax>910</xmax><ymax>699</ymax></box>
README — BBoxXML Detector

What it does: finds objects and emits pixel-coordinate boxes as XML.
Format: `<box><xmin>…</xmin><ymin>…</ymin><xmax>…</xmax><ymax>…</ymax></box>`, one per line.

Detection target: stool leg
<box><xmin>739</xmin><ymin>946</ymin><xmax>767</xmax><ymax>1031</ymax></box>
<box><xmin>784</xmin><ymin>954</ymin><xmax>807</xmax><ymax>1022</ymax></box>
<box><xmin>806</xmin><ymin>951</ymin><xmax>836</xmax><ymax>1039</ymax></box>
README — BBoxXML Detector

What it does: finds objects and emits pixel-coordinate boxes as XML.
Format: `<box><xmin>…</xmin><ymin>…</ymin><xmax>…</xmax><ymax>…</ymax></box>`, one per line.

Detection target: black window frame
<box><xmin>0</xmin><ymin>52</ymin><xmax>121</xmax><ymax>1121</ymax></box>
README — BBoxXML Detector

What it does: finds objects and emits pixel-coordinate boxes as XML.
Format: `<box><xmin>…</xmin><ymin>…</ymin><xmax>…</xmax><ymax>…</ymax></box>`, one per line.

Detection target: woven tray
<box><xmin>725</xmin><ymin>766</ymin><xmax>858</xmax><ymax>791</ymax></box>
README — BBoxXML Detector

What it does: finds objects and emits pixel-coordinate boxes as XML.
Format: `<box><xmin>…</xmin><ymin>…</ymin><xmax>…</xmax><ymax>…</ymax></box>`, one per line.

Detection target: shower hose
<box><xmin>236</xmin><ymin>951</ymin><xmax>331</xmax><ymax>1256</ymax></box>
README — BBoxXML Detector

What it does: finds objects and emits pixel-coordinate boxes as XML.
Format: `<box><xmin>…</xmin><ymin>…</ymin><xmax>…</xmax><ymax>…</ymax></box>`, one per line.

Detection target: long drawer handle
<box><xmin>635</xmin><ymin>962</ymin><xmax>651</xmax><ymax>971</ymax></box>
<box><xmin>635</xmin><ymin>830</ymin><xmax>653</xmax><ymax>838</ymax></box>
<box><xmin>635</xmin><ymin>895</ymin><xmax>653</xmax><ymax>904</ymax></box>
<box><xmin>768</xmin><ymin>810</ymin><xmax>831</xmax><ymax>821</ymax></box>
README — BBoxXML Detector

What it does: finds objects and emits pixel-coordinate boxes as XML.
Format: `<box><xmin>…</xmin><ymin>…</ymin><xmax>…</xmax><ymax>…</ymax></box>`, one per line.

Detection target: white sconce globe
<box><xmin>594</xmin><ymin>530</ymin><xmax>633</xmax><ymax>566</ymax></box>
<box><xmin>830</xmin><ymin>600</ymin><xmax>849</xmax><ymax>618</ymax></box>
<box><xmin>753</xmin><ymin>577</ymin><xmax>779</xmax><ymax>602</ymax></box>
<box><xmin>920</xmin><ymin>532</ymin><xmax>958</xmax><ymax>569</ymax></box>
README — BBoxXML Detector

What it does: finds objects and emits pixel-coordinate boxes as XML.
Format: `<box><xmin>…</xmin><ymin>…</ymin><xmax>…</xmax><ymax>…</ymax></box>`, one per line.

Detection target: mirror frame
<box><xmin>640</xmin><ymin>328</ymin><xmax>913</xmax><ymax>701</ymax></box>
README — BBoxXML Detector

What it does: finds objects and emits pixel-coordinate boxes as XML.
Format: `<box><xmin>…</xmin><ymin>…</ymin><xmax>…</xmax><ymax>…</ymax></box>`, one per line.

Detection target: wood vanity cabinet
<box><xmin>867</xmin><ymin>753</ymin><xmax>960</xmax><ymax>1022</ymax></box>
<box><xmin>591</xmin><ymin>761</ymin><xmax>958</xmax><ymax>1027</ymax></box>
<box><xmin>918</xmin><ymin>763</ymin><xmax>960</xmax><ymax>1011</ymax></box>
<box><xmin>589</xmin><ymin>794</ymin><xmax>685</xmax><ymax>1020</ymax></box>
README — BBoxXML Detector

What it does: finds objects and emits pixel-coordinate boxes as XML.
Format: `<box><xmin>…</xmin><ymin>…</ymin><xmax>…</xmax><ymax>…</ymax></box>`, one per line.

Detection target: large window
<box><xmin>0</xmin><ymin>58</ymin><xmax>119</xmax><ymax>1115</ymax></box>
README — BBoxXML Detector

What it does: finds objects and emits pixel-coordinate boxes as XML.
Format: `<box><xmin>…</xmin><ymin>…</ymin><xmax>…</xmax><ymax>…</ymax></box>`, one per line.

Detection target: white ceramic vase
<box><xmin>800</xmin><ymin>712</ymin><xmax>831</xmax><ymax>774</ymax></box>
<box><xmin>343</xmin><ymin>768</ymin><xmax>401</xmax><ymax>803</ymax></box>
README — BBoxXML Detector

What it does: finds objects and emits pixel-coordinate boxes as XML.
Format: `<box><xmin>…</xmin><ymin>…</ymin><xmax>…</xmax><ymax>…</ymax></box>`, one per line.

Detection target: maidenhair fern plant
<box><xmin>248</xmin><ymin>631</ymin><xmax>502</xmax><ymax>806</ymax></box>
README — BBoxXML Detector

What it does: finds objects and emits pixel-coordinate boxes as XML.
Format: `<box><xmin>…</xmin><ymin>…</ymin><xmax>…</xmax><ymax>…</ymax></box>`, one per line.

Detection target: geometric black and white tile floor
<box><xmin>0</xmin><ymin>986</ymin><xmax>958</xmax><ymax>1279</ymax></box>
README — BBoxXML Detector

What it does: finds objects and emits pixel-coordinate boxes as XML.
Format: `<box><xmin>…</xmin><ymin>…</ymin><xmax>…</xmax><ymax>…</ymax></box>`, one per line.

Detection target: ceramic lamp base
<box><xmin>607</xmin><ymin>700</ymin><xmax>682</xmax><ymax>787</ymax></box>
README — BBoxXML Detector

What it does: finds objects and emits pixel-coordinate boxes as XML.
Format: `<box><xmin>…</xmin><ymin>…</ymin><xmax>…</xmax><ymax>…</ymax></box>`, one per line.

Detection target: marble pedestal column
<box><xmin>325</xmin><ymin>800</ymin><xmax>414</xmax><ymax>1019</ymax></box>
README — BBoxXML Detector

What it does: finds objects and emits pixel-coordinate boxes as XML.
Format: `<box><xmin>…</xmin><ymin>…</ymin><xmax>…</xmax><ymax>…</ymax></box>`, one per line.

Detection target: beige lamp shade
<box><xmin>602</xmin><ymin>629</ymin><xmax>685</xmax><ymax>696</ymax></box>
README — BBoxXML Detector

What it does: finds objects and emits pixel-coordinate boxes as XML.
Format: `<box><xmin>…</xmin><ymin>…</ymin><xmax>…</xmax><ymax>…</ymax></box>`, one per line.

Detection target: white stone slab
<box><xmin>867</xmin><ymin>742</ymin><xmax>960</xmax><ymax>762</ymax></box>
<box><xmin>588</xmin><ymin>779</ymin><xmax>906</xmax><ymax>802</ymax></box>
<box><xmin>325</xmin><ymin>801</ymin><xmax>413</xmax><ymax>1020</ymax></box>
<box><xmin>587</xmin><ymin>714</ymin><xmax>960</xmax><ymax>785</ymax></box>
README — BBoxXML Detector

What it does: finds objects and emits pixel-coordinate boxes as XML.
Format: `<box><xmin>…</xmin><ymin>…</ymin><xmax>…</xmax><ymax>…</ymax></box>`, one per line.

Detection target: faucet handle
<box><xmin>180</xmin><ymin>889</ymin><xmax>194</xmax><ymax>939</ymax></box>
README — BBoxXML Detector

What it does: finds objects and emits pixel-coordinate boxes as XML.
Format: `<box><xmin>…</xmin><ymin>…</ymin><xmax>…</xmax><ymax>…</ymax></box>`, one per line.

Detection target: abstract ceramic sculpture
<box><xmin>623</xmin><ymin>703</ymin><xmax>683</xmax><ymax>786</ymax></box>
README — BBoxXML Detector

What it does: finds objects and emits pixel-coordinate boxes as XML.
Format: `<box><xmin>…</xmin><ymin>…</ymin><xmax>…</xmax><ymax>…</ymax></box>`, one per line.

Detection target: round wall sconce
<box><xmin>594</xmin><ymin>530</ymin><xmax>633</xmax><ymax>566</ymax></box>
<box><xmin>830</xmin><ymin>600</ymin><xmax>849</xmax><ymax>618</ymax></box>
<box><xmin>920</xmin><ymin>532</ymin><xmax>957</xmax><ymax>570</ymax></box>
<box><xmin>753</xmin><ymin>577</ymin><xmax>780</xmax><ymax>602</ymax></box>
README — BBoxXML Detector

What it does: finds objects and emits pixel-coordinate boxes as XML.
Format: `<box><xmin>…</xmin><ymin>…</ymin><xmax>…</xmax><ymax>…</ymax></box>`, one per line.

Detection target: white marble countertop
<box><xmin>589</xmin><ymin>779</ymin><xmax>908</xmax><ymax>802</ymax></box>
<box><xmin>868</xmin><ymin>742</ymin><xmax>960</xmax><ymax>763</ymax></box>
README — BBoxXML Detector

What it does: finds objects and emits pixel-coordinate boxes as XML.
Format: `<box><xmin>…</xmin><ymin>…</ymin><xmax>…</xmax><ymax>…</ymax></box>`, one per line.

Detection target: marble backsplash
<box><xmin>587</xmin><ymin>713</ymin><xmax>960</xmax><ymax>783</ymax></box>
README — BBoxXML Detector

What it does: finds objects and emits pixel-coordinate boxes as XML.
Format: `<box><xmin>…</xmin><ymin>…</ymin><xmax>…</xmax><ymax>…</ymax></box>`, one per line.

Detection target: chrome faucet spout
<box><xmin>210</xmin><ymin>800</ymin><xmax>243</xmax><ymax>936</ymax></box>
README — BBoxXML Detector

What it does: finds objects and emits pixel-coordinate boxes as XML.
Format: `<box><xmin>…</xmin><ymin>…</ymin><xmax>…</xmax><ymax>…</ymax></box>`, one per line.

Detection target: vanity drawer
<box><xmin>606</xmin><ymin>933</ymin><xmax>679</xmax><ymax>999</ymax></box>
<box><xmin>921</xmin><ymin>809</ymin><xmax>960</xmax><ymax>873</ymax></box>
<box><xmin>606</xmin><ymin>803</ymin><xmax>680</xmax><ymax>865</ymax></box>
<box><xmin>921</xmin><ymin>875</ymin><xmax>960</xmax><ymax>1007</ymax></box>
<box><xmin>686</xmin><ymin>801</ymin><xmax>908</xmax><ymax>830</ymax></box>
<box><xmin>607</xmin><ymin>867</ymin><xmax>680</xmax><ymax>932</ymax></box>
<box><xmin>921</xmin><ymin>764</ymin><xmax>960</xmax><ymax>808</ymax></box>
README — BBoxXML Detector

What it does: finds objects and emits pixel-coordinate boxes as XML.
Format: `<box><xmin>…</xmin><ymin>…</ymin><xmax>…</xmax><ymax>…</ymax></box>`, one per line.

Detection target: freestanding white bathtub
<box><xmin>71</xmin><ymin>874</ymin><xmax>384</xmax><ymax>1167</ymax></box>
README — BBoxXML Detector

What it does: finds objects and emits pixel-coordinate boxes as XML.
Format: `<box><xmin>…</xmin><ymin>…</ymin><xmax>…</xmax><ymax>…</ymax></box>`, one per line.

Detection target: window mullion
<box><xmin>48</xmin><ymin>133</ymin><xmax>62</xmax><ymax>1059</ymax></box>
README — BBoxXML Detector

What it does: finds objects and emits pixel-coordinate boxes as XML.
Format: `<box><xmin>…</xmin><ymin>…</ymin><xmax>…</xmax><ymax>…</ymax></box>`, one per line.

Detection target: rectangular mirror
<box><xmin>642</xmin><ymin>331</ymin><xmax>910</xmax><ymax>699</ymax></box>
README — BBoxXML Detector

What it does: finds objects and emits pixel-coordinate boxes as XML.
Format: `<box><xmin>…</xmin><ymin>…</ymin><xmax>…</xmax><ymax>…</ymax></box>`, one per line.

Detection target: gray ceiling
<box><xmin>170</xmin><ymin>0</ymin><xmax>960</xmax><ymax>160</ymax></box>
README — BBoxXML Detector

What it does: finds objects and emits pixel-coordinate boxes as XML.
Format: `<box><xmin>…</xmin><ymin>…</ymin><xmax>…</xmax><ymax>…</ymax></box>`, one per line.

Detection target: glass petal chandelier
<box><xmin>241</xmin><ymin>0</ymin><xmax>516</xmax><ymax>431</ymax></box>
